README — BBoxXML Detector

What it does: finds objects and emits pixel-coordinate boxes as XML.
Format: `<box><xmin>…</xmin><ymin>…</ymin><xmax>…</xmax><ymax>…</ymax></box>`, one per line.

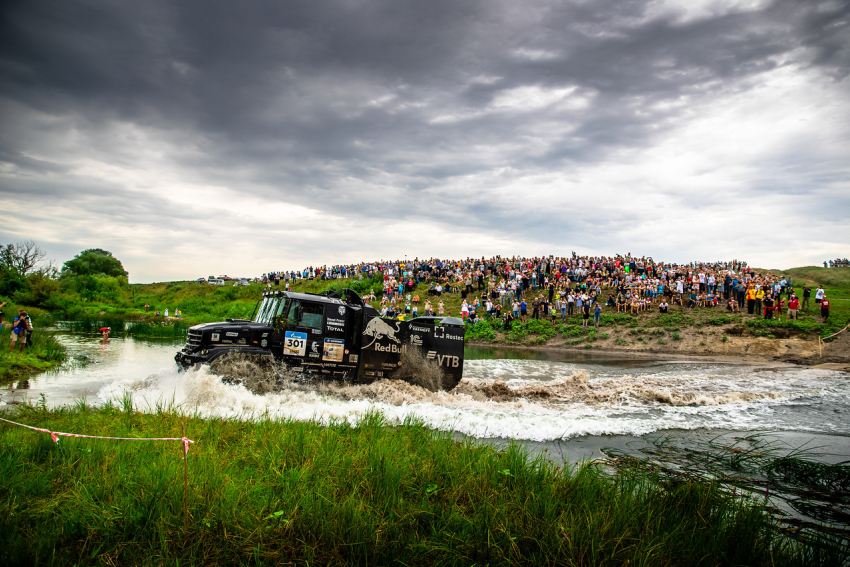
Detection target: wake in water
<box><xmin>178</xmin><ymin>353</ymin><xmax>802</xmax><ymax>409</ymax></box>
<box><xmin>91</xmin><ymin>351</ymin><xmax>850</xmax><ymax>443</ymax></box>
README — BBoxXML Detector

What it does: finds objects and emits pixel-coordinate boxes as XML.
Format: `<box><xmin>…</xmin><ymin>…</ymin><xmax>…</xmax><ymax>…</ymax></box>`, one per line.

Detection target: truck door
<box><xmin>279</xmin><ymin>300</ymin><xmax>325</xmax><ymax>366</ymax></box>
<box><xmin>322</xmin><ymin>303</ymin><xmax>357</xmax><ymax>370</ymax></box>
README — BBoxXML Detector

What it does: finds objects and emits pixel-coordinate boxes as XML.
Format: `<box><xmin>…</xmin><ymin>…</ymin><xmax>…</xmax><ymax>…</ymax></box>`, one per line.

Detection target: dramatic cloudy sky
<box><xmin>1</xmin><ymin>0</ymin><xmax>848</xmax><ymax>282</ymax></box>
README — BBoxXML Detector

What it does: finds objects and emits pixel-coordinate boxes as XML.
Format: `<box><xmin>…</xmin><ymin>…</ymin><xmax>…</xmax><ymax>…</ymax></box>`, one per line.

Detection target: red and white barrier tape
<box><xmin>0</xmin><ymin>417</ymin><xmax>194</xmax><ymax>454</ymax></box>
<box><xmin>819</xmin><ymin>322</ymin><xmax>850</xmax><ymax>345</ymax></box>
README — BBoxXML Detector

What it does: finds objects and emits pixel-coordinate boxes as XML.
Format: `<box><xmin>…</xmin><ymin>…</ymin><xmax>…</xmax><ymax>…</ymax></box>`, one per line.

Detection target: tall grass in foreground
<box><xmin>1</xmin><ymin>405</ymin><xmax>845</xmax><ymax>566</ymax></box>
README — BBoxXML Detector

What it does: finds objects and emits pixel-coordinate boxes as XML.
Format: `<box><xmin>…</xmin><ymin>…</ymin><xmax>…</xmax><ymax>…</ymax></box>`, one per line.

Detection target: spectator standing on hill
<box><xmin>821</xmin><ymin>296</ymin><xmax>830</xmax><ymax>322</ymax></box>
<box><xmin>815</xmin><ymin>285</ymin><xmax>825</xmax><ymax>306</ymax></box>
<box><xmin>737</xmin><ymin>281</ymin><xmax>747</xmax><ymax>309</ymax></box>
<box><xmin>802</xmin><ymin>285</ymin><xmax>811</xmax><ymax>310</ymax></box>
<box><xmin>787</xmin><ymin>296</ymin><xmax>799</xmax><ymax>320</ymax></box>
<box><xmin>0</xmin><ymin>301</ymin><xmax>6</xmax><ymax>325</ymax></box>
<box><xmin>763</xmin><ymin>295</ymin><xmax>774</xmax><ymax>320</ymax></box>
<box><xmin>746</xmin><ymin>285</ymin><xmax>756</xmax><ymax>315</ymax></box>
<box><xmin>582</xmin><ymin>301</ymin><xmax>590</xmax><ymax>327</ymax></box>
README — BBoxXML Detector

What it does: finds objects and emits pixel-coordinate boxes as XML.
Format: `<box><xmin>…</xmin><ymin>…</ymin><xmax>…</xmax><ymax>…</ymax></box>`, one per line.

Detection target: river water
<box><xmin>4</xmin><ymin>332</ymin><xmax>849</xmax><ymax>465</ymax></box>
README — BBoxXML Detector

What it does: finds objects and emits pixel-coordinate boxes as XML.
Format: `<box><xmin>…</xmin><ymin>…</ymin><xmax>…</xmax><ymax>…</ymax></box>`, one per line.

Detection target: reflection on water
<box><xmin>1</xmin><ymin>333</ymin><xmax>184</xmax><ymax>406</ymax></box>
<box><xmin>465</xmin><ymin>345</ymin><xmax>648</xmax><ymax>366</ymax></box>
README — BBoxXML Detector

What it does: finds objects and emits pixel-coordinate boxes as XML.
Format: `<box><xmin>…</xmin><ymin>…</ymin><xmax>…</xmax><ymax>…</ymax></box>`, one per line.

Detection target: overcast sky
<box><xmin>1</xmin><ymin>0</ymin><xmax>848</xmax><ymax>282</ymax></box>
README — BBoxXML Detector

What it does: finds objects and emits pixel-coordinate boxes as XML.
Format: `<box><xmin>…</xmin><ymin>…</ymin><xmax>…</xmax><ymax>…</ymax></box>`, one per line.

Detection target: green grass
<box><xmin>0</xmin><ymin>327</ymin><xmax>65</xmax><ymax>384</ymax></box>
<box><xmin>464</xmin><ymin>319</ymin><xmax>498</xmax><ymax>341</ymax></box>
<box><xmin>0</xmin><ymin>404</ymin><xmax>836</xmax><ymax>566</ymax></box>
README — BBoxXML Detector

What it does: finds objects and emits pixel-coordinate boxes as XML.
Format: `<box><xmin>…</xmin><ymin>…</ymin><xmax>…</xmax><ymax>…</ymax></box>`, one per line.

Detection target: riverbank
<box><xmin>1</xmin><ymin>403</ymin><xmax>845</xmax><ymax>566</ymax></box>
<box><xmin>461</xmin><ymin>266</ymin><xmax>850</xmax><ymax>367</ymax></box>
<box><xmin>0</xmin><ymin>323</ymin><xmax>65</xmax><ymax>384</ymax></box>
<box><xmin>2</xmin><ymin>266</ymin><xmax>847</xmax><ymax>385</ymax></box>
<box><xmin>466</xmin><ymin>318</ymin><xmax>850</xmax><ymax>369</ymax></box>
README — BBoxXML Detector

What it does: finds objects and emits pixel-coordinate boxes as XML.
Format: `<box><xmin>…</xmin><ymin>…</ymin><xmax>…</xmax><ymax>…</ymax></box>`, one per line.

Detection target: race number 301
<box><xmin>283</xmin><ymin>331</ymin><xmax>307</xmax><ymax>356</ymax></box>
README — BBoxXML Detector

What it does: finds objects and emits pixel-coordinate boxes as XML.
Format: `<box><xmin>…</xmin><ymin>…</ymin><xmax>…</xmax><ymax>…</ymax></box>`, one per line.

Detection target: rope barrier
<box><xmin>0</xmin><ymin>417</ymin><xmax>194</xmax><ymax>454</ymax></box>
<box><xmin>819</xmin><ymin>322</ymin><xmax>850</xmax><ymax>344</ymax></box>
<box><xmin>818</xmin><ymin>321</ymin><xmax>849</xmax><ymax>357</ymax></box>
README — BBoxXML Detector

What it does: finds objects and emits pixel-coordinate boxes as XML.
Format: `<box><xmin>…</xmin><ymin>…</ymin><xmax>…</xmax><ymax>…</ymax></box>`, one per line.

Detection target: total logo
<box><xmin>426</xmin><ymin>351</ymin><xmax>460</xmax><ymax>367</ymax></box>
<box><xmin>374</xmin><ymin>343</ymin><xmax>401</xmax><ymax>353</ymax></box>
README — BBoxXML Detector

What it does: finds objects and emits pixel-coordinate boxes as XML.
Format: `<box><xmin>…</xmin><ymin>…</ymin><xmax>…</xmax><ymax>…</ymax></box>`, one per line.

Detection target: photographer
<box><xmin>9</xmin><ymin>309</ymin><xmax>31</xmax><ymax>354</ymax></box>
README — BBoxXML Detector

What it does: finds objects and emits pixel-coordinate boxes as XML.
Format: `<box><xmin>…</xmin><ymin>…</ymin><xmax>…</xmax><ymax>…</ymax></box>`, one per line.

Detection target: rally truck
<box><xmin>174</xmin><ymin>289</ymin><xmax>466</xmax><ymax>390</ymax></box>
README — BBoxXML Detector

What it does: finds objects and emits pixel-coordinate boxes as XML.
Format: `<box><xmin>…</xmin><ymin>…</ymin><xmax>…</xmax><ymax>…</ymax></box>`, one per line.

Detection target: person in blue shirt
<box><xmin>520</xmin><ymin>300</ymin><xmax>528</xmax><ymax>323</ymax></box>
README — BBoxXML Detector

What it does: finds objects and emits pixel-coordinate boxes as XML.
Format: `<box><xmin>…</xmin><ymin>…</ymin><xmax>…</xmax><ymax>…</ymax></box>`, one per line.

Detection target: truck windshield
<box><xmin>253</xmin><ymin>296</ymin><xmax>280</xmax><ymax>325</ymax></box>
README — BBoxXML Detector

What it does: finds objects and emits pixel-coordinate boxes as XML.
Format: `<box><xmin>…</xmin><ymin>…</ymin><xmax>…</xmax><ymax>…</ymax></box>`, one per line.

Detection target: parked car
<box><xmin>235</xmin><ymin>278</ymin><xmax>250</xmax><ymax>286</ymax></box>
<box><xmin>207</xmin><ymin>278</ymin><xmax>225</xmax><ymax>286</ymax></box>
<box><xmin>195</xmin><ymin>278</ymin><xmax>206</xmax><ymax>283</ymax></box>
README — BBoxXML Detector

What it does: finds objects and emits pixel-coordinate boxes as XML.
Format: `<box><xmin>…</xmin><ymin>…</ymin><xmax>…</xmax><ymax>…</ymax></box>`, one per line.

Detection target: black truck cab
<box><xmin>175</xmin><ymin>289</ymin><xmax>465</xmax><ymax>389</ymax></box>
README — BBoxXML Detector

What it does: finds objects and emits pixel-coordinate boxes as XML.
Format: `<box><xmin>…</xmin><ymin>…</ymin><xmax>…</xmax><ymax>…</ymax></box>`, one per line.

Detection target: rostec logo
<box><xmin>426</xmin><ymin>351</ymin><xmax>459</xmax><ymax>367</ymax></box>
<box><xmin>362</xmin><ymin>318</ymin><xmax>401</xmax><ymax>348</ymax></box>
<box><xmin>433</xmin><ymin>326</ymin><xmax>463</xmax><ymax>341</ymax></box>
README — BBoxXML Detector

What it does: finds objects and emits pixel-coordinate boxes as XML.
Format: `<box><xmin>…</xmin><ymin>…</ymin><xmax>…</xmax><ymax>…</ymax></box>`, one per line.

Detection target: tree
<box><xmin>62</xmin><ymin>249</ymin><xmax>128</xmax><ymax>278</ymax></box>
<box><xmin>0</xmin><ymin>240</ymin><xmax>48</xmax><ymax>275</ymax></box>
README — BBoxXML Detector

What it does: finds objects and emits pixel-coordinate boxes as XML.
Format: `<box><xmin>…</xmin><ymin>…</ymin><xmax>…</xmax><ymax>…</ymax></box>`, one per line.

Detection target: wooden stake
<box><xmin>819</xmin><ymin>337</ymin><xmax>823</xmax><ymax>358</ymax></box>
<box><xmin>182</xmin><ymin>422</ymin><xmax>189</xmax><ymax>538</ymax></box>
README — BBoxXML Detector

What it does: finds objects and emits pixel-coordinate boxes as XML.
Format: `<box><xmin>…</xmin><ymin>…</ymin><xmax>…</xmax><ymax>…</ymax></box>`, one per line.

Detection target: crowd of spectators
<box><xmin>825</xmin><ymin>258</ymin><xmax>849</xmax><ymax>268</ymax></box>
<box><xmin>259</xmin><ymin>253</ymin><xmax>836</xmax><ymax>326</ymax></box>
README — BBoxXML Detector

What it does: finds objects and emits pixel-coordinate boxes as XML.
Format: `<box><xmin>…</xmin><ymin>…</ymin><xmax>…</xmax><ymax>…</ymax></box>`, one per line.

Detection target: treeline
<box><xmin>0</xmin><ymin>241</ymin><xmax>388</xmax><ymax>323</ymax></box>
<box><xmin>0</xmin><ymin>242</ymin><xmax>129</xmax><ymax>314</ymax></box>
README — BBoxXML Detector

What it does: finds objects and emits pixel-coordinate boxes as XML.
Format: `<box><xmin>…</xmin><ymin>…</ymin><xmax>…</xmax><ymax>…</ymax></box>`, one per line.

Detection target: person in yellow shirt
<box><xmin>745</xmin><ymin>285</ymin><xmax>757</xmax><ymax>315</ymax></box>
<box><xmin>754</xmin><ymin>287</ymin><xmax>765</xmax><ymax>317</ymax></box>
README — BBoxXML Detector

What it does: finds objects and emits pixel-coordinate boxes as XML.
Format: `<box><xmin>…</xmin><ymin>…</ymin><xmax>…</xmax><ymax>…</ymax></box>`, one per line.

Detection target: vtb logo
<box><xmin>426</xmin><ymin>351</ymin><xmax>459</xmax><ymax>367</ymax></box>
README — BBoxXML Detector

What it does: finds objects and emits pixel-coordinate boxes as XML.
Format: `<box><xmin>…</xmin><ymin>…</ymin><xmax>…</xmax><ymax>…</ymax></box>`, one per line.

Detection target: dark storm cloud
<box><xmin>1</xmin><ymin>0</ymin><xmax>848</xmax><ymax>275</ymax></box>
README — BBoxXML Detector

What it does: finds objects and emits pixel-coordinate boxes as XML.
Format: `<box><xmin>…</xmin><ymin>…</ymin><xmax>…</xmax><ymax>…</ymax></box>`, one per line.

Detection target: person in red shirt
<box><xmin>787</xmin><ymin>296</ymin><xmax>800</xmax><ymax>320</ymax></box>
<box><xmin>821</xmin><ymin>296</ymin><xmax>831</xmax><ymax>322</ymax></box>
